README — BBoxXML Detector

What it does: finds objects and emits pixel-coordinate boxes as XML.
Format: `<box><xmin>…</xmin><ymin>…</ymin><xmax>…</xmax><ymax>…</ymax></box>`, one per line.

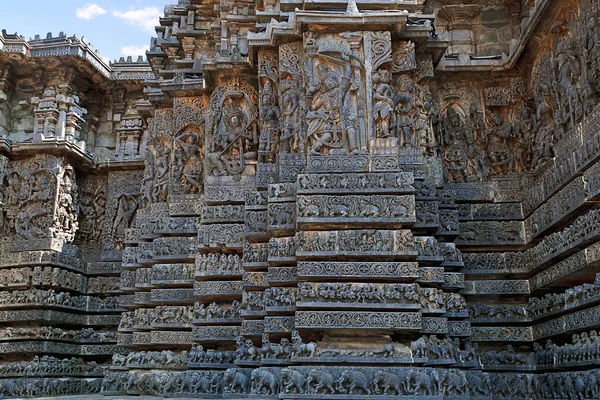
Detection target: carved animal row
<box><xmin>297</xmin><ymin>173</ymin><xmax>413</xmax><ymax>192</ymax></box>
<box><xmin>0</xmin><ymin>326</ymin><xmax>116</xmax><ymax>343</ymax></box>
<box><xmin>297</xmin><ymin>195</ymin><xmax>414</xmax><ymax>219</ymax></box>
<box><xmin>112</xmin><ymin>351</ymin><xmax>189</xmax><ymax>368</ymax></box>
<box><xmin>469</xmin><ymin>272</ymin><xmax>600</xmax><ymax>321</ymax></box>
<box><xmin>155</xmin><ymin>216</ymin><xmax>201</xmax><ymax>231</ymax></box>
<box><xmin>153</xmin><ymin>237</ymin><xmax>196</xmax><ymax>257</ymax></box>
<box><xmin>195</xmin><ymin>301</ymin><xmax>241</xmax><ymax>320</ymax></box>
<box><xmin>481</xmin><ymin>345</ymin><xmax>531</xmax><ymax>367</ymax></box>
<box><xmin>465</xmin><ymin>208</ymin><xmax>600</xmax><ymax>273</ymax></box>
<box><xmin>0</xmin><ymin>377</ymin><xmax>101</xmax><ymax>398</ymax></box>
<box><xmin>240</xmin><ymin>288</ymin><xmax>297</xmax><ymax>312</ymax></box>
<box><xmin>101</xmin><ymin>367</ymin><xmax>486</xmax><ymax>397</ymax></box>
<box><xmin>128</xmin><ymin>305</ymin><xmax>195</xmax><ymax>327</ymax></box>
<box><xmin>0</xmin><ymin>356</ymin><xmax>101</xmax><ymax>376</ymax></box>
<box><xmin>0</xmin><ymin>289</ymin><xmax>121</xmax><ymax>310</ymax></box>
<box><xmin>189</xmin><ymin>346</ymin><xmax>234</xmax><ymax>364</ymax></box>
<box><xmin>535</xmin><ymin>330</ymin><xmax>600</xmax><ymax>366</ymax></box>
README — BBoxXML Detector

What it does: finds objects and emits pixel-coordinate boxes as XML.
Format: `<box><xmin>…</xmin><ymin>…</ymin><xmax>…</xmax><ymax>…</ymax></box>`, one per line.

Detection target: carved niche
<box><xmin>5</xmin><ymin>155</ymin><xmax>79</xmax><ymax>248</ymax></box>
<box><xmin>206</xmin><ymin>79</ymin><xmax>259</xmax><ymax>177</ymax></box>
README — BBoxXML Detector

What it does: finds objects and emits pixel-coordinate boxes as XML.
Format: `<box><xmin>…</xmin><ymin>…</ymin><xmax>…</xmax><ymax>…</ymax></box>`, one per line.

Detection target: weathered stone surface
<box><xmin>0</xmin><ymin>0</ymin><xmax>600</xmax><ymax>398</ymax></box>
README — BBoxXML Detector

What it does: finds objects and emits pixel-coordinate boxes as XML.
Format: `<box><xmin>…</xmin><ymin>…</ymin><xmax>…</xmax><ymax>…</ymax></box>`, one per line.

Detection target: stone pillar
<box><xmin>438</xmin><ymin>4</ymin><xmax>482</xmax><ymax>57</ymax></box>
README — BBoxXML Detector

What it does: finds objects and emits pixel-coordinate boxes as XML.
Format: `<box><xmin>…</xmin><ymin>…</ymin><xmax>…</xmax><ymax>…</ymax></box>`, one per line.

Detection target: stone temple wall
<box><xmin>0</xmin><ymin>0</ymin><xmax>599</xmax><ymax>398</ymax></box>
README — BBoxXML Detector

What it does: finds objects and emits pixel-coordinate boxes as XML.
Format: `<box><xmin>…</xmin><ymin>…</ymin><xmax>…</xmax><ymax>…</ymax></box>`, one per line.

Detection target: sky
<box><xmin>0</xmin><ymin>1</ymin><xmax>170</xmax><ymax>64</ymax></box>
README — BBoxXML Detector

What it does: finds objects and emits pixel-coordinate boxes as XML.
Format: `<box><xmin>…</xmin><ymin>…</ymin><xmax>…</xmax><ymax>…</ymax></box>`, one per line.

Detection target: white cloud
<box><xmin>113</xmin><ymin>7</ymin><xmax>161</xmax><ymax>32</ymax></box>
<box><xmin>76</xmin><ymin>3</ymin><xmax>107</xmax><ymax>20</ymax></box>
<box><xmin>121</xmin><ymin>44</ymin><xmax>150</xmax><ymax>57</ymax></box>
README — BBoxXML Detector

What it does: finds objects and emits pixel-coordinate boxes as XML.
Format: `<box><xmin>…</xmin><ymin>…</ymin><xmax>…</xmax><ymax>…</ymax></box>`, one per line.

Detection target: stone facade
<box><xmin>0</xmin><ymin>0</ymin><xmax>599</xmax><ymax>398</ymax></box>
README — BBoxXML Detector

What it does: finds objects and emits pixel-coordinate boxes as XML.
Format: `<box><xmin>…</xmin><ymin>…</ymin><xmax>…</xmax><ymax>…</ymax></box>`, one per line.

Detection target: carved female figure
<box><xmin>418</xmin><ymin>91</ymin><xmax>437</xmax><ymax>155</ymax></box>
<box><xmin>442</xmin><ymin>108</ymin><xmax>468</xmax><ymax>182</ymax></box>
<box><xmin>306</xmin><ymin>54</ymin><xmax>359</xmax><ymax>155</ymax></box>
<box><xmin>514</xmin><ymin>104</ymin><xmax>535</xmax><ymax>173</ymax></box>
<box><xmin>153</xmin><ymin>140</ymin><xmax>170</xmax><ymax>202</ymax></box>
<box><xmin>553</xmin><ymin>38</ymin><xmax>582</xmax><ymax>127</ymax></box>
<box><xmin>486</xmin><ymin>114</ymin><xmax>513</xmax><ymax>175</ymax></box>
<box><xmin>279</xmin><ymin>76</ymin><xmax>300</xmax><ymax>153</ymax></box>
<box><xmin>258</xmin><ymin>80</ymin><xmax>280</xmax><ymax>162</ymax></box>
<box><xmin>112</xmin><ymin>195</ymin><xmax>138</xmax><ymax>237</ymax></box>
<box><xmin>393</xmin><ymin>75</ymin><xmax>419</xmax><ymax>148</ymax></box>
<box><xmin>532</xmin><ymin>89</ymin><xmax>555</xmax><ymax>168</ymax></box>
<box><xmin>141</xmin><ymin>148</ymin><xmax>156</xmax><ymax>206</ymax></box>
<box><xmin>372</xmin><ymin>69</ymin><xmax>394</xmax><ymax>138</ymax></box>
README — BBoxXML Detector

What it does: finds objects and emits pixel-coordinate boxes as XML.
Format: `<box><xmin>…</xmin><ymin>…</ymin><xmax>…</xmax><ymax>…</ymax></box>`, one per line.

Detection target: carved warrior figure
<box><xmin>207</xmin><ymin>81</ymin><xmax>258</xmax><ymax>175</ymax></box>
<box><xmin>174</xmin><ymin>130</ymin><xmax>204</xmax><ymax>194</ymax></box>
<box><xmin>306</xmin><ymin>53</ymin><xmax>360</xmax><ymax>155</ymax></box>
<box><xmin>15</xmin><ymin>167</ymin><xmax>55</xmax><ymax>240</ymax></box>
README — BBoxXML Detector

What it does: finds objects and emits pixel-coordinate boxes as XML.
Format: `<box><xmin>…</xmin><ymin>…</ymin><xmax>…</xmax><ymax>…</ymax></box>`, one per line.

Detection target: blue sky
<box><xmin>0</xmin><ymin>1</ymin><xmax>168</xmax><ymax>63</ymax></box>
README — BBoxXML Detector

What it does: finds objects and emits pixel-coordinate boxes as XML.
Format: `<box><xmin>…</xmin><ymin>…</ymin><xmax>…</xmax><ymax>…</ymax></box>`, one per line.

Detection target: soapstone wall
<box><xmin>0</xmin><ymin>0</ymin><xmax>599</xmax><ymax>398</ymax></box>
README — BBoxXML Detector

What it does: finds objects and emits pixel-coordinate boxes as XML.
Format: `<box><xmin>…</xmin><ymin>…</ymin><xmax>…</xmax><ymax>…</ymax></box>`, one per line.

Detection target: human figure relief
<box><xmin>112</xmin><ymin>195</ymin><xmax>138</xmax><ymax>238</ymax></box>
<box><xmin>141</xmin><ymin>147</ymin><xmax>156</xmax><ymax>206</ymax></box>
<box><xmin>442</xmin><ymin>108</ymin><xmax>469</xmax><ymax>182</ymax></box>
<box><xmin>393</xmin><ymin>75</ymin><xmax>419</xmax><ymax>148</ymax></box>
<box><xmin>372</xmin><ymin>69</ymin><xmax>394</xmax><ymax>138</ymax></box>
<box><xmin>418</xmin><ymin>91</ymin><xmax>437</xmax><ymax>155</ymax></box>
<box><xmin>553</xmin><ymin>38</ymin><xmax>582</xmax><ymax>129</ymax></box>
<box><xmin>486</xmin><ymin>114</ymin><xmax>514</xmax><ymax>175</ymax></box>
<box><xmin>174</xmin><ymin>130</ymin><xmax>204</xmax><ymax>194</ymax></box>
<box><xmin>2</xmin><ymin>172</ymin><xmax>20</xmax><ymax>235</ymax></box>
<box><xmin>306</xmin><ymin>53</ymin><xmax>359</xmax><ymax>156</ymax></box>
<box><xmin>531</xmin><ymin>87</ymin><xmax>555</xmax><ymax>168</ymax></box>
<box><xmin>258</xmin><ymin>80</ymin><xmax>280</xmax><ymax>162</ymax></box>
<box><xmin>587</xmin><ymin>6</ymin><xmax>600</xmax><ymax>80</ymax></box>
<box><xmin>514</xmin><ymin>104</ymin><xmax>535</xmax><ymax>173</ymax></box>
<box><xmin>15</xmin><ymin>167</ymin><xmax>54</xmax><ymax>240</ymax></box>
<box><xmin>77</xmin><ymin>190</ymin><xmax>106</xmax><ymax>242</ymax></box>
<box><xmin>153</xmin><ymin>139</ymin><xmax>171</xmax><ymax>202</ymax></box>
<box><xmin>208</xmin><ymin>98</ymin><xmax>257</xmax><ymax>176</ymax></box>
<box><xmin>279</xmin><ymin>76</ymin><xmax>301</xmax><ymax>153</ymax></box>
